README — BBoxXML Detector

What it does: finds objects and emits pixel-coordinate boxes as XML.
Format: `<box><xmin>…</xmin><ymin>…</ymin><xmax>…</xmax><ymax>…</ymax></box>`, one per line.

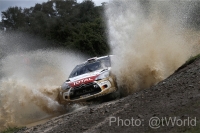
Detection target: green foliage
<box><xmin>175</xmin><ymin>53</ymin><xmax>200</xmax><ymax>72</ymax></box>
<box><xmin>1</xmin><ymin>0</ymin><xmax>109</xmax><ymax>56</ymax></box>
<box><xmin>0</xmin><ymin>127</ymin><xmax>22</xmax><ymax>133</ymax></box>
<box><xmin>1</xmin><ymin>7</ymin><xmax>25</xmax><ymax>29</ymax></box>
<box><xmin>71</xmin><ymin>18</ymin><xmax>109</xmax><ymax>56</ymax></box>
<box><xmin>184</xmin><ymin>124</ymin><xmax>200</xmax><ymax>133</ymax></box>
<box><xmin>189</xmin><ymin>53</ymin><xmax>200</xmax><ymax>61</ymax></box>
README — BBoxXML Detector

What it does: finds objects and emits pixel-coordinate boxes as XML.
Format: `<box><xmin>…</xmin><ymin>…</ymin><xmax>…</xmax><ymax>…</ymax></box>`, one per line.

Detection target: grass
<box><xmin>184</xmin><ymin>124</ymin><xmax>200</xmax><ymax>133</ymax></box>
<box><xmin>186</xmin><ymin>53</ymin><xmax>200</xmax><ymax>64</ymax></box>
<box><xmin>175</xmin><ymin>53</ymin><xmax>200</xmax><ymax>72</ymax></box>
<box><xmin>0</xmin><ymin>127</ymin><xmax>23</xmax><ymax>133</ymax></box>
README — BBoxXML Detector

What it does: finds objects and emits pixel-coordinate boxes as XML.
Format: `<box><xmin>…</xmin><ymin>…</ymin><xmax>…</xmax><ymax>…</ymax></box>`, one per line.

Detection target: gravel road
<box><xmin>17</xmin><ymin>57</ymin><xmax>200</xmax><ymax>133</ymax></box>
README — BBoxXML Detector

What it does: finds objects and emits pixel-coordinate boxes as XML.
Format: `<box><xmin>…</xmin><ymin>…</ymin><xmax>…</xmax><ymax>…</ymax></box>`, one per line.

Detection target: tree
<box><xmin>1</xmin><ymin>7</ymin><xmax>25</xmax><ymax>29</ymax></box>
<box><xmin>1</xmin><ymin>0</ymin><xmax>110</xmax><ymax>56</ymax></box>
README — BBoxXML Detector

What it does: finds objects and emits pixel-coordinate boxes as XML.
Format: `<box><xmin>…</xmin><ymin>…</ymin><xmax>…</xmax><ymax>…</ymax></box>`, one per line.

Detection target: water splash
<box><xmin>105</xmin><ymin>0</ymin><xmax>200</xmax><ymax>95</ymax></box>
<box><xmin>0</xmin><ymin>49</ymin><xmax>85</xmax><ymax>130</ymax></box>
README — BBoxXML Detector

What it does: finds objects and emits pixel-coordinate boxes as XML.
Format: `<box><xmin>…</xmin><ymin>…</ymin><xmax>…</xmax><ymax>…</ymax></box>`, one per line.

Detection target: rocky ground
<box><xmin>17</xmin><ymin>57</ymin><xmax>200</xmax><ymax>133</ymax></box>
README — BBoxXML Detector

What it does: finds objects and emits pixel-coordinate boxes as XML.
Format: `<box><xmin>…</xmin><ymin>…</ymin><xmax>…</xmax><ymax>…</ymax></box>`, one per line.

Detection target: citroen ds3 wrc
<box><xmin>57</xmin><ymin>55</ymin><xmax>117</xmax><ymax>104</ymax></box>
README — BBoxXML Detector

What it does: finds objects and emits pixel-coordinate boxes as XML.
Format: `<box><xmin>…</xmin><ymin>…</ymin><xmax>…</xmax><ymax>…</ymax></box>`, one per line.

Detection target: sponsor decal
<box><xmin>70</xmin><ymin>76</ymin><xmax>97</xmax><ymax>87</ymax></box>
<box><xmin>73</xmin><ymin>77</ymin><xmax>93</xmax><ymax>85</ymax></box>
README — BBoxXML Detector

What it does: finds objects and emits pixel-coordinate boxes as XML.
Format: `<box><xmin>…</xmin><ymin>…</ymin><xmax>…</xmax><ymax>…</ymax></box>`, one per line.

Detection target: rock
<box><xmin>105</xmin><ymin>108</ymin><xmax>109</xmax><ymax>113</ymax></box>
<box><xmin>181</xmin><ymin>102</ymin><xmax>186</xmax><ymax>106</ymax></box>
<box><xmin>188</xmin><ymin>85</ymin><xmax>194</xmax><ymax>88</ymax></box>
<box><xmin>189</xmin><ymin>96</ymin><xmax>193</xmax><ymax>99</ymax></box>
<box><xmin>89</xmin><ymin>108</ymin><xmax>94</xmax><ymax>113</ymax></box>
<box><xmin>138</xmin><ymin>114</ymin><xmax>143</xmax><ymax>118</ymax></box>
<box><xmin>82</xmin><ymin>126</ymin><xmax>88</xmax><ymax>130</ymax></box>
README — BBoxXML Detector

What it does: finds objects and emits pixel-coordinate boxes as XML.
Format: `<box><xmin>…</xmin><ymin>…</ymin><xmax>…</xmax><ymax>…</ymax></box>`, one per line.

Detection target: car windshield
<box><xmin>98</xmin><ymin>57</ymin><xmax>111</xmax><ymax>67</ymax></box>
<box><xmin>69</xmin><ymin>61</ymin><xmax>103</xmax><ymax>78</ymax></box>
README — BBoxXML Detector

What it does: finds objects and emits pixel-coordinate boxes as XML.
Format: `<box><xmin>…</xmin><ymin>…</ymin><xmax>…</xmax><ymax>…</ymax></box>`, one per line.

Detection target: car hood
<box><xmin>68</xmin><ymin>69</ymin><xmax>108</xmax><ymax>87</ymax></box>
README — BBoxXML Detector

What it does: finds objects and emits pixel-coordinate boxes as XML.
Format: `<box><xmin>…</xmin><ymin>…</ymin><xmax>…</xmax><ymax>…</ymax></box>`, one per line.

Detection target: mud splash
<box><xmin>0</xmin><ymin>50</ymin><xmax>85</xmax><ymax>130</ymax></box>
<box><xmin>105</xmin><ymin>1</ymin><xmax>200</xmax><ymax>95</ymax></box>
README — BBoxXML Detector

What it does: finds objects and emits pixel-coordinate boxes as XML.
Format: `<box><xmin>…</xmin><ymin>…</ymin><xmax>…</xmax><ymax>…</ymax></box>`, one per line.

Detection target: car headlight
<box><xmin>95</xmin><ymin>71</ymin><xmax>110</xmax><ymax>81</ymax></box>
<box><xmin>61</xmin><ymin>82</ymin><xmax>70</xmax><ymax>90</ymax></box>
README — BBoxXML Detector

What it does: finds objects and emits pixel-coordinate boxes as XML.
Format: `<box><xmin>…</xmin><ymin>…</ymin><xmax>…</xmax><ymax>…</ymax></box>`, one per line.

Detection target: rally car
<box><xmin>57</xmin><ymin>55</ymin><xmax>118</xmax><ymax>104</ymax></box>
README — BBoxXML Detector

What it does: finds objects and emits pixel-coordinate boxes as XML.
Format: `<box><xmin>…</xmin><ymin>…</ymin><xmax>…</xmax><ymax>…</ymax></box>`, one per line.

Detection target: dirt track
<box><xmin>17</xmin><ymin>57</ymin><xmax>200</xmax><ymax>133</ymax></box>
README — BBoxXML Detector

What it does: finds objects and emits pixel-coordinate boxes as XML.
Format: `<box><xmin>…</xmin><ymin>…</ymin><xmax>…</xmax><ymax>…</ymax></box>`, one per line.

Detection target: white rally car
<box><xmin>57</xmin><ymin>55</ymin><xmax>117</xmax><ymax>104</ymax></box>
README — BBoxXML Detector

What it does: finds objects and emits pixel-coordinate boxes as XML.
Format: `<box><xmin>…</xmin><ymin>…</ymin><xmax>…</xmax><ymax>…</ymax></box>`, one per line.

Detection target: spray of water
<box><xmin>106</xmin><ymin>0</ymin><xmax>200</xmax><ymax>95</ymax></box>
<box><xmin>0</xmin><ymin>32</ymin><xmax>86</xmax><ymax>130</ymax></box>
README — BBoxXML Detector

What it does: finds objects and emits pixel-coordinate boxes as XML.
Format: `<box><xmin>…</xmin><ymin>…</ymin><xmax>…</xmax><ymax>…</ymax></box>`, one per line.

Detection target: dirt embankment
<box><xmin>17</xmin><ymin>57</ymin><xmax>200</xmax><ymax>133</ymax></box>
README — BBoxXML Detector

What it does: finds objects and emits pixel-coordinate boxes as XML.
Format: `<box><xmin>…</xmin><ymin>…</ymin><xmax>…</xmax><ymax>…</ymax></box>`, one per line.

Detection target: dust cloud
<box><xmin>105</xmin><ymin>1</ymin><xmax>200</xmax><ymax>95</ymax></box>
<box><xmin>0</xmin><ymin>32</ymin><xmax>85</xmax><ymax>130</ymax></box>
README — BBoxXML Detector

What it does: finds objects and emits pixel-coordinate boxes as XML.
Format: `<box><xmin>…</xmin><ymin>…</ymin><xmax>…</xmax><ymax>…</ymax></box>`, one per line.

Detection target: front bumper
<box><xmin>58</xmin><ymin>76</ymin><xmax>117</xmax><ymax>104</ymax></box>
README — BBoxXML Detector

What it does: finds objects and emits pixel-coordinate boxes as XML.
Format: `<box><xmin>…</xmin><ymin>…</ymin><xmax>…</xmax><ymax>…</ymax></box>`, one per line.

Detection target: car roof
<box><xmin>84</xmin><ymin>55</ymin><xmax>113</xmax><ymax>64</ymax></box>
